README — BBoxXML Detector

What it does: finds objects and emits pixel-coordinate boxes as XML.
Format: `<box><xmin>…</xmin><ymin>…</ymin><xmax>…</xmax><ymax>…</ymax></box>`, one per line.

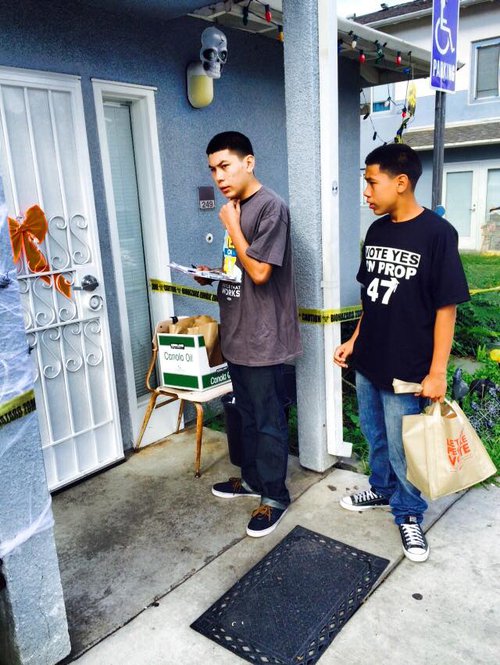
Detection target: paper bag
<box><xmin>402</xmin><ymin>398</ymin><xmax>497</xmax><ymax>500</ymax></box>
<box><xmin>188</xmin><ymin>320</ymin><xmax>224</xmax><ymax>368</ymax></box>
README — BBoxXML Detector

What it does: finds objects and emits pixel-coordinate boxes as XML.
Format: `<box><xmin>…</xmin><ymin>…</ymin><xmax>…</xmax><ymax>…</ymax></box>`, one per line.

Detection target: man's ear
<box><xmin>245</xmin><ymin>155</ymin><xmax>256</xmax><ymax>173</ymax></box>
<box><xmin>396</xmin><ymin>173</ymin><xmax>410</xmax><ymax>193</ymax></box>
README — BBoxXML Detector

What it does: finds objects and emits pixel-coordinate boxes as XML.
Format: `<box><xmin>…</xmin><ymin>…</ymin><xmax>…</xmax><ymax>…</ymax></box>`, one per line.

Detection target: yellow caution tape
<box><xmin>150</xmin><ymin>278</ymin><xmax>499</xmax><ymax>325</ymax></box>
<box><xmin>469</xmin><ymin>286</ymin><xmax>500</xmax><ymax>295</ymax></box>
<box><xmin>150</xmin><ymin>278</ymin><xmax>361</xmax><ymax>323</ymax></box>
<box><xmin>0</xmin><ymin>389</ymin><xmax>36</xmax><ymax>427</ymax></box>
<box><xmin>150</xmin><ymin>278</ymin><xmax>218</xmax><ymax>303</ymax></box>
<box><xmin>298</xmin><ymin>306</ymin><xmax>362</xmax><ymax>324</ymax></box>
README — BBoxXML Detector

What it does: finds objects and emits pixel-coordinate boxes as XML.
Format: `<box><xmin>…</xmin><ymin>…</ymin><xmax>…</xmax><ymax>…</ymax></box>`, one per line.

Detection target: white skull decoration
<box><xmin>200</xmin><ymin>26</ymin><xmax>228</xmax><ymax>79</ymax></box>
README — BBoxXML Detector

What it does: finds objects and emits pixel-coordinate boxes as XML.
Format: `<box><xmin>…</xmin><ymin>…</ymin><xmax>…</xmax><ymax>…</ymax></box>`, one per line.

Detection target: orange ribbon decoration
<box><xmin>8</xmin><ymin>205</ymin><xmax>72</xmax><ymax>300</ymax></box>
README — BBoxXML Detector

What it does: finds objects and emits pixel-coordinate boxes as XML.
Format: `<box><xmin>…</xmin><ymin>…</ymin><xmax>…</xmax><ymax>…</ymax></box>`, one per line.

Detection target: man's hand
<box><xmin>333</xmin><ymin>339</ymin><xmax>355</xmax><ymax>368</ymax></box>
<box><xmin>219</xmin><ymin>199</ymin><xmax>241</xmax><ymax>234</ymax></box>
<box><xmin>193</xmin><ymin>265</ymin><xmax>213</xmax><ymax>286</ymax></box>
<box><xmin>419</xmin><ymin>372</ymin><xmax>447</xmax><ymax>402</ymax></box>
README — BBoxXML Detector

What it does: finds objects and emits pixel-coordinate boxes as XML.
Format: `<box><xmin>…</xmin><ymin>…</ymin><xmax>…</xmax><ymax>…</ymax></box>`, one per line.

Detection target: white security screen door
<box><xmin>0</xmin><ymin>67</ymin><xmax>123</xmax><ymax>490</ymax></box>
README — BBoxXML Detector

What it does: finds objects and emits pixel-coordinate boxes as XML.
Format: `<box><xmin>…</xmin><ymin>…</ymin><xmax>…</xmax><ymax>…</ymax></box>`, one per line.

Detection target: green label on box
<box><xmin>163</xmin><ymin>372</ymin><xmax>199</xmax><ymax>389</ymax></box>
<box><xmin>158</xmin><ymin>335</ymin><xmax>197</xmax><ymax>347</ymax></box>
<box><xmin>201</xmin><ymin>368</ymin><xmax>231</xmax><ymax>389</ymax></box>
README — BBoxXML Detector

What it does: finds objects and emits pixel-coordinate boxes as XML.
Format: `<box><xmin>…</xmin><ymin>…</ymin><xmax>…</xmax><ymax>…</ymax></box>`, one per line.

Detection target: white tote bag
<box><xmin>402</xmin><ymin>398</ymin><xmax>497</xmax><ymax>500</ymax></box>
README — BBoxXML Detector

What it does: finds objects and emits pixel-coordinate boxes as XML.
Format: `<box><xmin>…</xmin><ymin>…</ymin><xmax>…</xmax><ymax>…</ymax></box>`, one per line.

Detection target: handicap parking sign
<box><xmin>431</xmin><ymin>0</ymin><xmax>460</xmax><ymax>92</ymax></box>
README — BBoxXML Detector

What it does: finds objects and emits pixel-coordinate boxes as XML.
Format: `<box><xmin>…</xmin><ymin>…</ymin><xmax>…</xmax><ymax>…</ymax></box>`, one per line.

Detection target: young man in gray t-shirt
<box><xmin>196</xmin><ymin>132</ymin><xmax>301</xmax><ymax>537</ymax></box>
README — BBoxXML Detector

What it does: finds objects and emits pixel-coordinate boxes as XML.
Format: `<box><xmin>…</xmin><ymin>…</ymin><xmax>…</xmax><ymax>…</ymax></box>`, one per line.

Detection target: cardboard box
<box><xmin>158</xmin><ymin>333</ymin><xmax>230</xmax><ymax>391</ymax></box>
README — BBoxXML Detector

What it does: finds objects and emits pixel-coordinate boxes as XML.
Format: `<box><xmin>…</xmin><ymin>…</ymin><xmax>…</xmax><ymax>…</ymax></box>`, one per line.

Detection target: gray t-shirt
<box><xmin>217</xmin><ymin>186</ymin><xmax>302</xmax><ymax>367</ymax></box>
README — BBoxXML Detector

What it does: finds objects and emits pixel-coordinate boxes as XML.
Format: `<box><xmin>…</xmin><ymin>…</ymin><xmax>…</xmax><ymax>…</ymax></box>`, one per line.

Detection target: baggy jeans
<box><xmin>227</xmin><ymin>361</ymin><xmax>290</xmax><ymax>509</ymax></box>
<box><xmin>356</xmin><ymin>371</ymin><xmax>428</xmax><ymax>524</ymax></box>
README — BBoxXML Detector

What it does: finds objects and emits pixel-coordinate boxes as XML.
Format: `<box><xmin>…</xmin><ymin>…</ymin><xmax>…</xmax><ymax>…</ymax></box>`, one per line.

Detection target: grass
<box><xmin>453</xmin><ymin>253</ymin><xmax>500</xmax><ymax>356</ymax></box>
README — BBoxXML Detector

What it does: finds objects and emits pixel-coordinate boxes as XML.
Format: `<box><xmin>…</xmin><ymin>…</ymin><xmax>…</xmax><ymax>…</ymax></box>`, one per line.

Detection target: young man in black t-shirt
<box><xmin>195</xmin><ymin>132</ymin><xmax>301</xmax><ymax>538</ymax></box>
<box><xmin>334</xmin><ymin>144</ymin><xmax>469</xmax><ymax>562</ymax></box>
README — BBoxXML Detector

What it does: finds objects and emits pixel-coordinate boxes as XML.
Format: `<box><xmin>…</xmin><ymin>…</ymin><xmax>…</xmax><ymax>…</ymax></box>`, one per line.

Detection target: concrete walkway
<box><xmin>71</xmin><ymin>460</ymin><xmax>499</xmax><ymax>665</ymax></box>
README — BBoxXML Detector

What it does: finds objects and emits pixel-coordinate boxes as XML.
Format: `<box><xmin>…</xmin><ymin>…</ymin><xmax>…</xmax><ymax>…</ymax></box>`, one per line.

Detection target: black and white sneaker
<box><xmin>340</xmin><ymin>488</ymin><xmax>390</xmax><ymax>512</ymax></box>
<box><xmin>399</xmin><ymin>516</ymin><xmax>429</xmax><ymax>562</ymax></box>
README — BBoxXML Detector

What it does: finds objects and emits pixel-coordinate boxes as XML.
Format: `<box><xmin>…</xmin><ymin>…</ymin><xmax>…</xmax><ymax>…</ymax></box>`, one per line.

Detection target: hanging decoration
<box><xmin>358</xmin><ymin>46</ymin><xmax>417</xmax><ymax>146</ymax></box>
<box><xmin>395</xmin><ymin>55</ymin><xmax>417</xmax><ymax>143</ymax></box>
<box><xmin>8</xmin><ymin>205</ymin><xmax>72</xmax><ymax>300</ymax></box>
<box><xmin>243</xmin><ymin>0</ymin><xmax>284</xmax><ymax>42</ymax></box>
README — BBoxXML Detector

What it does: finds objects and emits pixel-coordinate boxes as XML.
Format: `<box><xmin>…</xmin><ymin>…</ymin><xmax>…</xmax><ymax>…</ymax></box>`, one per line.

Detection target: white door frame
<box><xmin>443</xmin><ymin>159</ymin><xmax>500</xmax><ymax>250</ymax></box>
<box><xmin>92</xmin><ymin>80</ymin><xmax>175</xmax><ymax>443</ymax></box>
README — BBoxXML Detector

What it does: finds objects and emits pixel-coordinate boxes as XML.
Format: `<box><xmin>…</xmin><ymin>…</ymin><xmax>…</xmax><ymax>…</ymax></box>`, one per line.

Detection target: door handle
<box><xmin>74</xmin><ymin>274</ymin><xmax>99</xmax><ymax>292</ymax></box>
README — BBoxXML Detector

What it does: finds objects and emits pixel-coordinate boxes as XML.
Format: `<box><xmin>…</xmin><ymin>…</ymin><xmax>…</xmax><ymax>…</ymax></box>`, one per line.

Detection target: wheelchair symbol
<box><xmin>434</xmin><ymin>0</ymin><xmax>455</xmax><ymax>56</ymax></box>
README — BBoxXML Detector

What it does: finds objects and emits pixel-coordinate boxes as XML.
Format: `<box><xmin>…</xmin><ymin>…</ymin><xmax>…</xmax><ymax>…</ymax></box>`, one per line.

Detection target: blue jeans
<box><xmin>227</xmin><ymin>362</ymin><xmax>290</xmax><ymax>509</ymax></box>
<box><xmin>356</xmin><ymin>371</ymin><xmax>428</xmax><ymax>524</ymax></box>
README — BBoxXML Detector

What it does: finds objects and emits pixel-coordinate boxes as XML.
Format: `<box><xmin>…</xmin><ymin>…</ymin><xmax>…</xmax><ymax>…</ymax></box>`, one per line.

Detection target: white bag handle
<box><xmin>430</xmin><ymin>397</ymin><xmax>464</xmax><ymax>425</ymax></box>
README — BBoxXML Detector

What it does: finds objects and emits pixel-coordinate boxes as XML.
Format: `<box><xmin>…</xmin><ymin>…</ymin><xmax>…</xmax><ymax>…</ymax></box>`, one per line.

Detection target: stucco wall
<box><xmin>0</xmin><ymin>0</ymin><xmax>289</xmax><ymax>446</ymax></box>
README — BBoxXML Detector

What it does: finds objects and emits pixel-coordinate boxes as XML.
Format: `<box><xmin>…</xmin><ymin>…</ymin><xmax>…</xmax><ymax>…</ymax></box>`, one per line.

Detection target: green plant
<box><xmin>449</xmin><ymin>357</ymin><xmax>500</xmax><ymax>477</ymax></box>
<box><xmin>454</xmin><ymin>253</ymin><xmax>500</xmax><ymax>357</ymax></box>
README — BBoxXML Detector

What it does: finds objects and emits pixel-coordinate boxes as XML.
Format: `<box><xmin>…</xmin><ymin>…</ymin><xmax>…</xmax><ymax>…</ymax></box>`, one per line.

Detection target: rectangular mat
<box><xmin>191</xmin><ymin>525</ymin><xmax>390</xmax><ymax>664</ymax></box>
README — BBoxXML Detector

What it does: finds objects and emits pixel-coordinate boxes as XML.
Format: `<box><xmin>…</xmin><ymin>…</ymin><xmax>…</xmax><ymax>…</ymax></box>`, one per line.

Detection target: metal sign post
<box><xmin>430</xmin><ymin>0</ymin><xmax>460</xmax><ymax>210</ymax></box>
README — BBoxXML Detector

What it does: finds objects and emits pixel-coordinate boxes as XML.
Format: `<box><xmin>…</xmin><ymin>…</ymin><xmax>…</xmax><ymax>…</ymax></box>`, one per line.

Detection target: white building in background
<box><xmin>355</xmin><ymin>0</ymin><xmax>500</xmax><ymax>251</ymax></box>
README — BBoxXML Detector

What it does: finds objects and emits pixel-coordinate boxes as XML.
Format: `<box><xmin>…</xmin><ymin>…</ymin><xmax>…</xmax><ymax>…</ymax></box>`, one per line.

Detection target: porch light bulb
<box><xmin>187</xmin><ymin>62</ymin><xmax>214</xmax><ymax>109</ymax></box>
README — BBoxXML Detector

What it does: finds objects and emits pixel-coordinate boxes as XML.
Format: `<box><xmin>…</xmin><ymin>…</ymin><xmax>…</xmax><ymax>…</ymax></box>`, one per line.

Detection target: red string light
<box><xmin>396</xmin><ymin>51</ymin><xmax>402</xmax><ymax>66</ymax></box>
<box><xmin>359</xmin><ymin>50</ymin><xmax>366</xmax><ymax>64</ymax></box>
<box><xmin>265</xmin><ymin>4</ymin><xmax>272</xmax><ymax>22</ymax></box>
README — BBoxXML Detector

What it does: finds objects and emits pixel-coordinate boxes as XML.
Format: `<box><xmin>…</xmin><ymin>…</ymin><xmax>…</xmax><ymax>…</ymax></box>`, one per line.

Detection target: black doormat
<box><xmin>191</xmin><ymin>525</ymin><xmax>389</xmax><ymax>664</ymax></box>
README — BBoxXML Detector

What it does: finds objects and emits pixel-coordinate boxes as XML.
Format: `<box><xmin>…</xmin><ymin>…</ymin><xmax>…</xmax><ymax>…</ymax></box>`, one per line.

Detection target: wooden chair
<box><xmin>134</xmin><ymin>320</ymin><xmax>232</xmax><ymax>477</ymax></box>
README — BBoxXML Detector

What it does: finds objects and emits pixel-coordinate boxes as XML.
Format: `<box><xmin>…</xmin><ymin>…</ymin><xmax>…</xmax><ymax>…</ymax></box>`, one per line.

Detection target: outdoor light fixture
<box><xmin>188</xmin><ymin>26</ymin><xmax>228</xmax><ymax>109</ymax></box>
<box><xmin>186</xmin><ymin>62</ymin><xmax>214</xmax><ymax>108</ymax></box>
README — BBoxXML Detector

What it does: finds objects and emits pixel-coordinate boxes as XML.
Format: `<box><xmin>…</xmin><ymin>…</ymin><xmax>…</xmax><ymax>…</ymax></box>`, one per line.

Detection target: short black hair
<box><xmin>365</xmin><ymin>143</ymin><xmax>422</xmax><ymax>190</ymax></box>
<box><xmin>206</xmin><ymin>131</ymin><xmax>254</xmax><ymax>158</ymax></box>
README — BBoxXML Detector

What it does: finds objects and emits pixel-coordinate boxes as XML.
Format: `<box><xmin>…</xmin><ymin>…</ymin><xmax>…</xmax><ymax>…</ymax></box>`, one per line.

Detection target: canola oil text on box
<box><xmin>158</xmin><ymin>333</ymin><xmax>231</xmax><ymax>391</ymax></box>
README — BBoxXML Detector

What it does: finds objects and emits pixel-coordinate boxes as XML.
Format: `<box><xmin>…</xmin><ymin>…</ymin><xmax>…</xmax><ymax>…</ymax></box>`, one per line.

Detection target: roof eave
<box><xmin>338</xmin><ymin>16</ymin><xmax>432</xmax><ymax>86</ymax></box>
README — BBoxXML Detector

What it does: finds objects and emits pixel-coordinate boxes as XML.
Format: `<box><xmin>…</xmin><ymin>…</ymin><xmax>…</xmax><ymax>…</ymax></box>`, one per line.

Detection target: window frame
<box><xmin>471</xmin><ymin>36</ymin><xmax>500</xmax><ymax>103</ymax></box>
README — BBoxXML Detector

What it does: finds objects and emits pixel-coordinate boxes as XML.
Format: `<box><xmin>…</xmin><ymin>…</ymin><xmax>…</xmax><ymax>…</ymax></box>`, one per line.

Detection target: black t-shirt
<box><xmin>351</xmin><ymin>208</ymin><xmax>470</xmax><ymax>390</ymax></box>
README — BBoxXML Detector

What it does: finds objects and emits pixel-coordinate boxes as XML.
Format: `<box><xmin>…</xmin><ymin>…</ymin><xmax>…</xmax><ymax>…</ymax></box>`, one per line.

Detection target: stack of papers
<box><xmin>168</xmin><ymin>262</ymin><xmax>241</xmax><ymax>283</ymax></box>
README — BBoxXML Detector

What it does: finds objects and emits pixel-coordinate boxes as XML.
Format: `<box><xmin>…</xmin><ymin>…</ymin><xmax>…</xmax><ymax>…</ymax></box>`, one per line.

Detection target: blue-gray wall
<box><xmin>0</xmin><ymin>0</ymin><xmax>289</xmax><ymax>447</ymax></box>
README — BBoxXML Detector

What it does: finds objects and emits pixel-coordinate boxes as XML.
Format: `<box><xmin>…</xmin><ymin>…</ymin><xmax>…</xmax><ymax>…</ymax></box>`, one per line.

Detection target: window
<box><xmin>473</xmin><ymin>38</ymin><xmax>500</xmax><ymax>100</ymax></box>
<box><xmin>360</xmin><ymin>84</ymin><xmax>395</xmax><ymax>114</ymax></box>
